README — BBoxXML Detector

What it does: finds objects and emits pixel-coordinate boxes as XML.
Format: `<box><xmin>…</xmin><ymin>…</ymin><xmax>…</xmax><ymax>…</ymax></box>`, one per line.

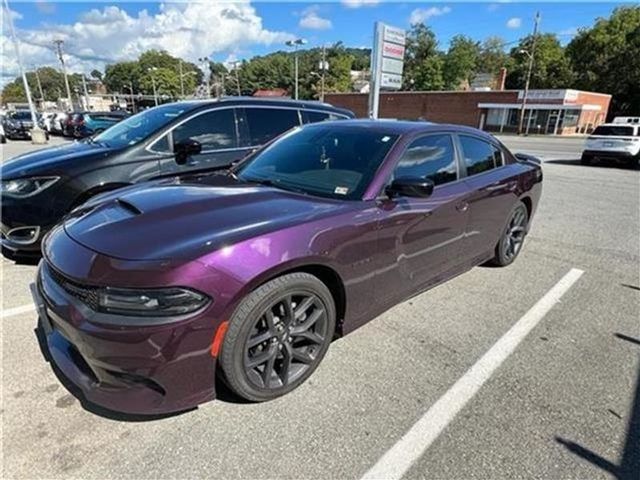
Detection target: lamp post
<box><xmin>517</xmin><ymin>12</ymin><xmax>541</xmax><ymax>136</ymax></box>
<box><xmin>33</xmin><ymin>66</ymin><xmax>45</xmax><ymax>108</ymax></box>
<box><xmin>318</xmin><ymin>44</ymin><xmax>329</xmax><ymax>102</ymax></box>
<box><xmin>285</xmin><ymin>38</ymin><xmax>307</xmax><ymax>100</ymax></box>
<box><xmin>148</xmin><ymin>67</ymin><xmax>159</xmax><ymax>106</ymax></box>
<box><xmin>198</xmin><ymin>57</ymin><xmax>211</xmax><ymax>98</ymax></box>
<box><xmin>3</xmin><ymin>0</ymin><xmax>46</xmax><ymax>143</ymax></box>
<box><xmin>229</xmin><ymin>60</ymin><xmax>242</xmax><ymax>96</ymax></box>
<box><xmin>123</xmin><ymin>83</ymin><xmax>136</xmax><ymax>113</ymax></box>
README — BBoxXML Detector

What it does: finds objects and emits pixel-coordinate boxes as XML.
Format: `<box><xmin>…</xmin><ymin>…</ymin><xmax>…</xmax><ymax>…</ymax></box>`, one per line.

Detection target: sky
<box><xmin>0</xmin><ymin>1</ymin><xmax>627</xmax><ymax>87</ymax></box>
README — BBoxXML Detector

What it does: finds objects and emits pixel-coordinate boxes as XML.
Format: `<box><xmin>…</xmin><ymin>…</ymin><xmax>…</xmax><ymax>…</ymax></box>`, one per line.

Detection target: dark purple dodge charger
<box><xmin>33</xmin><ymin>120</ymin><xmax>542</xmax><ymax>414</ymax></box>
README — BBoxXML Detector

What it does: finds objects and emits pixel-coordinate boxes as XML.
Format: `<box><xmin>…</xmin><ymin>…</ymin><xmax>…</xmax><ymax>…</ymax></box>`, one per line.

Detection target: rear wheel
<box><xmin>220</xmin><ymin>272</ymin><xmax>336</xmax><ymax>402</ymax></box>
<box><xmin>490</xmin><ymin>202</ymin><xmax>529</xmax><ymax>267</ymax></box>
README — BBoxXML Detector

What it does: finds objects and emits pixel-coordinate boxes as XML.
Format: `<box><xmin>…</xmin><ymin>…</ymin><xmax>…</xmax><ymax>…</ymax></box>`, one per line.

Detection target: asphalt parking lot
<box><xmin>1</xmin><ymin>135</ymin><xmax>638</xmax><ymax>479</ymax></box>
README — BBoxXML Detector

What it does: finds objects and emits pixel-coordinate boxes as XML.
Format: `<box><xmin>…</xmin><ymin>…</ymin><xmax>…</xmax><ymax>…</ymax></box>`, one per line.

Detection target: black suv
<box><xmin>1</xmin><ymin>98</ymin><xmax>353</xmax><ymax>258</ymax></box>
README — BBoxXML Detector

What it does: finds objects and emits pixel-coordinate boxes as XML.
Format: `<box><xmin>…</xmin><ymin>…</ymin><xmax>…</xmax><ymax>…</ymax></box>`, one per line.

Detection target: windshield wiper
<box><xmin>241</xmin><ymin>176</ymin><xmax>308</xmax><ymax>195</ymax></box>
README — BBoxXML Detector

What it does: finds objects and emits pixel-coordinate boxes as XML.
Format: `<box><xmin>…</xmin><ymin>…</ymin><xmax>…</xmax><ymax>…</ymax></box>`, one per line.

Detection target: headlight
<box><xmin>98</xmin><ymin>287</ymin><xmax>210</xmax><ymax>317</ymax></box>
<box><xmin>1</xmin><ymin>177</ymin><xmax>59</xmax><ymax>198</ymax></box>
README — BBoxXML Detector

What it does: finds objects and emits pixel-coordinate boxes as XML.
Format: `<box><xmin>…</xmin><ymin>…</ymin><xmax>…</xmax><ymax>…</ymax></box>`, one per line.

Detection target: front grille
<box><xmin>45</xmin><ymin>263</ymin><xmax>100</xmax><ymax>310</ymax></box>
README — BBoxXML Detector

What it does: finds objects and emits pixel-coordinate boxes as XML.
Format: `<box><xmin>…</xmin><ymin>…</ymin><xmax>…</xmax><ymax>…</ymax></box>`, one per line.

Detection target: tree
<box><xmin>477</xmin><ymin>36</ymin><xmax>511</xmax><ymax>75</ymax></box>
<box><xmin>90</xmin><ymin>69</ymin><xmax>103</xmax><ymax>81</ymax></box>
<box><xmin>567</xmin><ymin>6</ymin><xmax>640</xmax><ymax>116</ymax></box>
<box><xmin>403</xmin><ymin>23</ymin><xmax>445</xmax><ymax>91</ymax></box>
<box><xmin>1</xmin><ymin>66</ymin><xmax>85</xmax><ymax>103</ymax></box>
<box><xmin>443</xmin><ymin>35</ymin><xmax>480</xmax><ymax>89</ymax></box>
<box><xmin>505</xmin><ymin>33</ymin><xmax>573</xmax><ymax>89</ymax></box>
<box><xmin>103</xmin><ymin>50</ymin><xmax>201</xmax><ymax>97</ymax></box>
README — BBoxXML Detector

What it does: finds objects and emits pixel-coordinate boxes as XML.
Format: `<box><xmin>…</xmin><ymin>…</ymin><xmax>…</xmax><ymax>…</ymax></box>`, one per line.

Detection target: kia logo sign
<box><xmin>382</xmin><ymin>42</ymin><xmax>405</xmax><ymax>60</ymax></box>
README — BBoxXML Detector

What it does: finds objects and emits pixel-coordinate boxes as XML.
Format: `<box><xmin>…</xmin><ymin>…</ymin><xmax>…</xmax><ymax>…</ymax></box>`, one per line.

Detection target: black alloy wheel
<box><xmin>220</xmin><ymin>272</ymin><xmax>336</xmax><ymax>402</ymax></box>
<box><xmin>491</xmin><ymin>202</ymin><xmax>529</xmax><ymax>267</ymax></box>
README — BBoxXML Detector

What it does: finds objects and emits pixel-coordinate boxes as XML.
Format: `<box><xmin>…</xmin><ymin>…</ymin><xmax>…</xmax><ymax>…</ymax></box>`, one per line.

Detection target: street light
<box><xmin>198</xmin><ymin>57</ymin><xmax>211</xmax><ymax>98</ymax></box>
<box><xmin>178</xmin><ymin>60</ymin><xmax>197</xmax><ymax>98</ymax></box>
<box><xmin>3</xmin><ymin>0</ymin><xmax>46</xmax><ymax>143</ymax></box>
<box><xmin>148</xmin><ymin>67</ymin><xmax>159</xmax><ymax>106</ymax></box>
<box><xmin>285</xmin><ymin>38</ymin><xmax>307</xmax><ymax>100</ymax></box>
<box><xmin>517</xmin><ymin>12</ymin><xmax>541</xmax><ymax>135</ymax></box>
<box><xmin>53</xmin><ymin>39</ymin><xmax>74</xmax><ymax>112</ymax></box>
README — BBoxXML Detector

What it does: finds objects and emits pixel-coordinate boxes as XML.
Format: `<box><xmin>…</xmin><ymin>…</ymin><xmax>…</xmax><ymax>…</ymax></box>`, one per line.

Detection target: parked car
<box><xmin>62</xmin><ymin>112</ymin><xmax>82</xmax><ymax>137</ymax></box>
<box><xmin>72</xmin><ymin>111</ymin><xmax>129</xmax><ymax>138</ymax></box>
<box><xmin>41</xmin><ymin>112</ymin><xmax>57</xmax><ymax>133</ymax></box>
<box><xmin>50</xmin><ymin>112</ymin><xmax>69</xmax><ymax>135</ymax></box>
<box><xmin>582</xmin><ymin>123</ymin><xmax>640</xmax><ymax>167</ymax></box>
<box><xmin>1</xmin><ymin>99</ymin><xmax>354</xmax><ymax>257</ymax></box>
<box><xmin>2</xmin><ymin>110</ymin><xmax>48</xmax><ymax>140</ymax></box>
<box><xmin>32</xmin><ymin>120</ymin><xmax>543</xmax><ymax>414</ymax></box>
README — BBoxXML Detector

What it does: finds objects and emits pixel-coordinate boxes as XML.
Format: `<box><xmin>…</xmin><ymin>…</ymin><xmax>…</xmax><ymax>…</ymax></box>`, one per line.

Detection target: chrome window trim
<box><xmin>145</xmin><ymin>104</ymin><xmax>349</xmax><ymax>155</ymax></box>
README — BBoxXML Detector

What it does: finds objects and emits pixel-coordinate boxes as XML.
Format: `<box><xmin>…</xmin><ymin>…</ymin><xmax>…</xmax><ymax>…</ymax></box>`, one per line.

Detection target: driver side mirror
<box><xmin>386</xmin><ymin>177</ymin><xmax>435</xmax><ymax>198</ymax></box>
<box><xmin>174</xmin><ymin>138</ymin><xmax>202</xmax><ymax>165</ymax></box>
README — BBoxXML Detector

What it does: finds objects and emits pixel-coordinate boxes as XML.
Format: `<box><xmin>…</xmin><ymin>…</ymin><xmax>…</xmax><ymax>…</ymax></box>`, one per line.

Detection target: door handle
<box><xmin>456</xmin><ymin>201</ymin><xmax>469</xmax><ymax>212</ymax></box>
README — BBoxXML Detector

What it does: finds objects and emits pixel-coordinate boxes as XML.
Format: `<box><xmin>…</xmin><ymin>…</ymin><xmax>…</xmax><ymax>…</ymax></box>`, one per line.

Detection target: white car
<box><xmin>582</xmin><ymin>123</ymin><xmax>640</xmax><ymax>167</ymax></box>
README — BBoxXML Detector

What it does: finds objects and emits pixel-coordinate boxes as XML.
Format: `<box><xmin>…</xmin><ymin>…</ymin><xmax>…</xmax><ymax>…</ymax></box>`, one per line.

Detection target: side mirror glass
<box><xmin>386</xmin><ymin>177</ymin><xmax>435</xmax><ymax>198</ymax></box>
<box><xmin>174</xmin><ymin>138</ymin><xmax>202</xmax><ymax>165</ymax></box>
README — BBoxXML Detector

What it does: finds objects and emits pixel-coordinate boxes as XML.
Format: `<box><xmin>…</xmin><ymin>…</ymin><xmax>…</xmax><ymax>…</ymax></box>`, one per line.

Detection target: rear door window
<box><xmin>459</xmin><ymin>135</ymin><xmax>501</xmax><ymax>176</ymax></box>
<box><xmin>302</xmin><ymin>110</ymin><xmax>348</xmax><ymax>124</ymax></box>
<box><xmin>244</xmin><ymin>108</ymin><xmax>300</xmax><ymax>146</ymax></box>
<box><xmin>394</xmin><ymin>134</ymin><xmax>458</xmax><ymax>186</ymax></box>
<box><xmin>172</xmin><ymin>108</ymin><xmax>238</xmax><ymax>151</ymax></box>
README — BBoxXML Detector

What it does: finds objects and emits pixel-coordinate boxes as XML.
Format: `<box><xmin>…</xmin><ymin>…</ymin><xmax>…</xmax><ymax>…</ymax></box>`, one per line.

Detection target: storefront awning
<box><xmin>477</xmin><ymin>103</ymin><xmax>601</xmax><ymax>111</ymax></box>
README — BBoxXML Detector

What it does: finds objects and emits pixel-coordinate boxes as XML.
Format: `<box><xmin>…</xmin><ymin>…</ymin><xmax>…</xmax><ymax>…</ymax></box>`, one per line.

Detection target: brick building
<box><xmin>325</xmin><ymin>89</ymin><xmax>611</xmax><ymax>135</ymax></box>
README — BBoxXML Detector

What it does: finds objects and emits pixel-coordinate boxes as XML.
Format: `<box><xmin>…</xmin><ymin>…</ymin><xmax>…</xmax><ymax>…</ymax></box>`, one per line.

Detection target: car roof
<box><xmin>596</xmin><ymin>123</ymin><xmax>638</xmax><ymax>128</ymax></box>
<box><xmin>301</xmin><ymin>118</ymin><xmax>497</xmax><ymax>139</ymax></box>
<box><xmin>174</xmin><ymin>97</ymin><xmax>354</xmax><ymax>116</ymax></box>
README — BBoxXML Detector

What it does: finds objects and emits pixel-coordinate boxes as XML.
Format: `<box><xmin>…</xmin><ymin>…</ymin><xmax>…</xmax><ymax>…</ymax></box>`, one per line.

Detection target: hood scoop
<box><xmin>115</xmin><ymin>198</ymin><xmax>142</xmax><ymax>215</ymax></box>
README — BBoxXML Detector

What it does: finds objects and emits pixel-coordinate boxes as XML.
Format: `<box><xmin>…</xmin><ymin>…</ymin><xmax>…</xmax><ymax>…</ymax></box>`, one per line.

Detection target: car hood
<box><xmin>63</xmin><ymin>175</ymin><xmax>350</xmax><ymax>261</ymax></box>
<box><xmin>1</xmin><ymin>141</ymin><xmax>113</xmax><ymax>179</ymax></box>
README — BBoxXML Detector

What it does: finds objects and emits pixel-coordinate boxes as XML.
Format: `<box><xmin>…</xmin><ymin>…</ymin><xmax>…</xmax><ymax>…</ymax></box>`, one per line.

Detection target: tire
<box><xmin>490</xmin><ymin>201</ymin><xmax>529</xmax><ymax>267</ymax></box>
<box><xmin>220</xmin><ymin>272</ymin><xmax>336</xmax><ymax>402</ymax></box>
<box><xmin>0</xmin><ymin>134</ymin><xmax>6</xmax><ymax>144</ymax></box>
<box><xmin>580</xmin><ymin>153</ymin><xmax>592</xmax><ymax>165</ymax></box>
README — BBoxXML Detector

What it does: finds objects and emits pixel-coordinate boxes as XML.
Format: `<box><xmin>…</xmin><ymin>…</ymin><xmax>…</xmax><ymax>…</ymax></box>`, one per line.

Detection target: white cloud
<box><xmin>299</xmin><ymin>6</ymin><xmax>332</xmax><ymax>30</ymax></box>
<box><xmin>506</xmin><ymin>17</ymin><xmax>522</xmax><ymax>29</ymax></box>
<box><xmin>341</xmin><ymin>0</ymin><xmax>380</xmax><ymax>9</ymax></box>
<box><xmin>1</xmin><ymin>2</ymin><xmax>294</xmax><ymax>86</ymax></box>
<box><xmin>409</xmin><ymin>6</ymin><xmax>452</xmax><ymax>25</ymax></box>
<box><xmin>487</xmin><ymin>4</ymin><xmax>500</xmax><ymax>12</ymax></box>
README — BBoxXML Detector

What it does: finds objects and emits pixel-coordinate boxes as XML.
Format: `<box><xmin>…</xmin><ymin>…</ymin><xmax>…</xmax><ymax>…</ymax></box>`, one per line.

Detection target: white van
<box><xmin>582</xmin><ymin>123</ymin><xmax>640</xmax><ymax>167</ymax></box>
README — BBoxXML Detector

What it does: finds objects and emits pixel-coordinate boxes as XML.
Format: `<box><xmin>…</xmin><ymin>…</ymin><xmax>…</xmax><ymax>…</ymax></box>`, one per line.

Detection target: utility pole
<box><xmin>34</xmin><ymin>67</ymin><xmax>45</xmax><ymax>107</ymax></box>
<box><xmin>179</xmin><ymin>60</ymin><xmax>184</xmax><ymax>98</ymax></box>
<box><xmin>3</xmin><ymin>0</ymin><xmax>46</xmax><ymax>142</ymax></box>
<box><xmin>53</xmin><ymin>39</ymin><xmax>73</xmax><ymax>112</ymax></box>
<box><xmin>517</xmin><ymin>11</ymin><xmax>541</xmax><ymax>135</ymax></box>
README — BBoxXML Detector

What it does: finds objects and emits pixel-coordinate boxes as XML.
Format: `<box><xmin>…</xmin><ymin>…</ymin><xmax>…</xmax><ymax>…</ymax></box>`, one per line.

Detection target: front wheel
<box><xmin>220</xmin><ymin>272</ymin><xmax>336</xmax><ymax>402</ymax></box>
<box><xmin>490</xmin><ymin>202</ymin><xmax>529</xmax><ymax>267</ymax></box>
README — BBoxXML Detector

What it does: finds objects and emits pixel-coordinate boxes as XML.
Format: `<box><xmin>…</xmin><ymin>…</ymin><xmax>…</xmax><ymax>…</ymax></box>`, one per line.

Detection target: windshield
<box><xmin>592</xmin><ymin>125</ymin><xmax>635</xmax><ymax>137</ymax></box>
<box><xmin>93</xmin><ymin>104</ymin><xmax>190</xmax><ymax>148</ymax></box>
<box><xmin>237</xmin><ymin>124</ymin><xmax>399</xmax><ymax>200</ymax></box>
<box><xmin>11</xmin><ymin>111</ymin><xmax>32</xmax><ymax>121</ymax></box>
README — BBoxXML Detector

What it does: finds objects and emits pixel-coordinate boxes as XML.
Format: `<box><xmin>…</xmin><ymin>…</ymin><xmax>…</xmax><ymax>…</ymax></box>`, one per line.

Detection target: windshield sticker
<box><xmin>334</xmin><ymin>186</ymin><xmax>349</xmax><ymax>195</ymax></box>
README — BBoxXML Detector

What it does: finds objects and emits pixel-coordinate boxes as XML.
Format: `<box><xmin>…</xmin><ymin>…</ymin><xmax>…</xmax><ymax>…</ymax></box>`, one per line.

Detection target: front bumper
<box><xmin>32</xmin><ymin>247</ymin><xmax>220</xmax><ymax>415</ymax></box>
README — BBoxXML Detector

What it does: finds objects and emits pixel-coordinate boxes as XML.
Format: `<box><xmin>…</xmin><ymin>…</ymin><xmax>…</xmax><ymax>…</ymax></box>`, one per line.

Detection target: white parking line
<box><xmin>1</xmin><ymin>304</ymin><xmax>35</xmax><ymax>319</ymax></box>
<box><xmin>361</xmin><ymin>268</ymin><xmax>584</xmax><ymax>480</ymax></box>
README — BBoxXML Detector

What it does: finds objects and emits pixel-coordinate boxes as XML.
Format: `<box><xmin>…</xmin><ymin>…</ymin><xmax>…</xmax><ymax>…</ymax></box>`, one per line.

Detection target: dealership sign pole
<box><xmin>368</xmin><ymin>22</ymin><xmax>406</xmax><ymax>119</ymax></box>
